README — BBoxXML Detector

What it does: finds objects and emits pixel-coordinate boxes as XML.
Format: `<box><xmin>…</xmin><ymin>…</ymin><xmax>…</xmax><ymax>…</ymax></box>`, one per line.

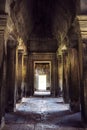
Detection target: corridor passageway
<box><xmin>1</xmin><ymin>0</ymin><xmax>87</xmax><ymax>129</ymax></box>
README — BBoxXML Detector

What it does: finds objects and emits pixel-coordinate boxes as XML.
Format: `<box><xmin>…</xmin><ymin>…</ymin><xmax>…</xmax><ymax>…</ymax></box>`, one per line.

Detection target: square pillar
<box><xmin>6</xmin><ymin>40</ymin><xmax>17</xmax><ymax>112</ymax></box>
<box><xmin>62</xmin><ymin>50</ymin><xmax>69</xmax><ymax>103</ymax></box>
<box><xmin>0</xmin><ymin>14</ymin><xmax>7</xmax><ymax>128</ymax></box>
<box><xmin>68</xmin><ymin>48</ymin><xmax>80</xmax><ymax>112</ymax></box>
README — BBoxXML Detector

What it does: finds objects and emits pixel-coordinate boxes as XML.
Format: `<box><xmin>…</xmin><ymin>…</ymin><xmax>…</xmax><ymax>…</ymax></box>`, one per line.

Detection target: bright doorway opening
<box><xmin>39</xmin><ymin>75</ymin><xmax>46</xmax><ymax>91</ymax></box>
<box><xmin>34</xmin><ymin>61</ymin><xmax>51</xmax><ymax>96</ymax></box>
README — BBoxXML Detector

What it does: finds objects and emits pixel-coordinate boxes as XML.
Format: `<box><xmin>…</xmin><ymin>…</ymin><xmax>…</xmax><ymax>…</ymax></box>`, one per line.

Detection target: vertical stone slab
<box><xmin>67</xmin><ymin>18</ymin><xmax>81</xmax><ymax>112</ymax></box>
<box><xmin>57</xmin><ymin>55</ymin><xmax>63</xmax><ymax>97</ymax></box>
<box><xmin>0</xmin><ymin>49</ymin><xmax>4</xmax><ymax>128</ymax></box>
<box><xmin>1</xmin><ymin>49</ymin><xmax>6</xmax><ymax>128</ymax></box>
<box><xmin>78</xmin><ymin>15</ymin><xmax>87</xmax><ymax>122</ymax></box>
<box><xmin>25</xmin><ymin>53</ymin><xmax>31</xmax><ymax>97</ymax></box>
<box><xmin>22</xmin><ymin>55</ymin><xmax>29</xmax><ymax>97</ymax></box>
<box><xmin>52</xmin><ymin>56</ymin><xmax>58</xmax><ymax>97</ymax></box>
<box><xmin>68</xmin><ymin>48</ymin><xmax>80</xmax><ymax>112</ymax></box>
<box><xmin>6</xmin><ymin>40</ymin><xmax>16</xmax><ymax>112</ymax></box>
<box><xmin>0</xmin><ymin>38</ymin><xmax>4</xmax><ymax>127</ymax></box>
<box><xmin>0</xmin><ymin>14</ymin><xmax>7</xmax><ymax>128</ymax></box>
<box><xmin>62</xmin><ymin>50</ymin><xmax>69</xmax><ymax>103</ymax></box>
<box><xmin>81</xmin><ymin>43</ymin><xmax>87</xmax><ymax>121</ymax></box>
<box><xmin>26</xmin><ymin>54</ymin><xmax>34</xmax><ymax>96</ymax></box>
<box><xmin>16</xmin><ymin>50</ymin><xmax>24</xmax><ymax>101</ymax></box>
<box><xmin>22</xmin><ymin>55</ymin><xmax>28</xmax><ymax>97</ymax></box>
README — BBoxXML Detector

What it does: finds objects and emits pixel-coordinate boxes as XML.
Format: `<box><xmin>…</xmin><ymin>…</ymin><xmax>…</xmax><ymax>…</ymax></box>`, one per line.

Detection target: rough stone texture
<box><xmin>0</xmin><ymin>38</ymin><xmax>4</xmax><ymax>67</ymax></box>
<box><xmin>0</xmin><ymin>14</ymin><xmax>7</xmax><ymax>128</ymax></box>
<box><xmin>77</xmin><ymin>15</ymin><xmax>87</xmax><ymax>121</ymax></box>
<box><xmin>29</xmin><ymin>39</ymin><xmax>58</xmax><ymax>53</ymax></box>
<box><xmin>68</xmin><ymin>48</ymin><xmax>80</xmax><ymax>112</ymax></box>
<box><xmin>16</xmin><ymin>51</ymin><xmax>23</xmax><ymax>102</ymax></box>
<box><xmin>6</xmin><ymin>40</ymin><xmax>16</xmax><ymax>112</ymax></box>
<box><xmin>9</xmin><ymin>0</ymin><xmax>79</xmax><ymax>45</ymax></box>
<box><xmin>0</xmin><ymin>14</ymin><xmax>7</xmax><ymax>67</ymax></box>
<box><xmin>1</xmin><ymin>0</ymin><xmax>87</xmax><ymax>129</ymax></box>
<box><xmin>68</xmin><ymin>18</ymin><xmax>81</xmax><ymax>48</ymax></box>
<box><xmin>81</xmin><ymin>42</ymin><xmax>87</xmax><ymax>121</ymax></box>
<box><xmin>62</xmin><ymin>51</ymin><xmax>69</xmax><ymax>103</ymax></box>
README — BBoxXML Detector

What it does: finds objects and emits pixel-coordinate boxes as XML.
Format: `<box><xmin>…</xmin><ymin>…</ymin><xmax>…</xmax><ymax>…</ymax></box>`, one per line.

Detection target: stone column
<box><xmin>68</xmin><ymin>48</ymin><xmax>80</xmax><ymax>112</ymax></box>
<box><xmin>23</xmin><ymin>55</ymin><xmax>28</xmax><ymax>97</ymax></box>
<box><xmin>0</xmin><ymin>45</ymin><xmax>5</xmax><ymax>128</ymax></box>
<box><xmin>81</xmin><ymin>43</ymin><xmax>87</xmax><ymax>121</ymax></box>
<box><xmin>77</xmin><ymin>16</ymin><xmax>87</xmax><ymax>121</ymax></box>
<box><xmin>54</xmin><ymin>57</ymin><xmax>59</xmax><ymax>97</ymax></box>
<box><xmin>0</xmin><ymin>14</ymin><xmax>7</xmax><ymax>128</ymax></box>
<box><xmin>51</xmin><ymin>58</ymin><xmax>58</xmax><ymax>97</ymax></box>
<box><xmin>53</xmin><ymin>53</ymin><xmax>60</xmax><ymax>97</ymax></box>
<box><xmin>6</xmin><ymin>40</ymin><xmax>17</xmax><ymax>112</ymax></box>
<box><xmin>62</xmin><ymin>50</ymin><xmax>69</xmax><ymax>103</ymax></box>
<box><xmin>26</xmin><ymin>54</ymin><xmax>34</xmax><ymax>97</ymax></box>
<box><xmin>16</xmin><ymin>50</ymin><xmax>24</xmax><ymax>102</ymax></box>
<box><xmin>57</xmin><ymin>54</ymin><xmax>63</xmax><ymax>97</ymax></box>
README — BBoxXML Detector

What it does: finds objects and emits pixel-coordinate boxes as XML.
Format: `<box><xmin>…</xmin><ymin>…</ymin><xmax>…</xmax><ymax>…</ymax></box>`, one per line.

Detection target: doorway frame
<box><xmin>34</xmin><ymin>61</ymin><xmax>51</xmax><ymax>92</ymax></box>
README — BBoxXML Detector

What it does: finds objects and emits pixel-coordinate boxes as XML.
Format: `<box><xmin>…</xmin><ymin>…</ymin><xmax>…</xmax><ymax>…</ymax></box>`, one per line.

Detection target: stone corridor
<box><xmin>2</xmin><ymin>97</ymin><xmax>86</xmax><ymax>130</ymax></box>
<box><xmin>1</xmin><ymin>0</ymin><xmax>87</xmax><ymax>129</ymax></box>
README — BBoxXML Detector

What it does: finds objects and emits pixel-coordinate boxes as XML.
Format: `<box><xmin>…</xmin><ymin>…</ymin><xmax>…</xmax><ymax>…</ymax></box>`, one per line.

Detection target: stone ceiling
<box><xmin>4</xmin><ymin>0</ymin><xmax>83</xmax><ymax>52</ymax></box>
<box><xmin>9</xmin><ymin>1</ymin><xmax>78</xmax><ymax>40</ymax></box>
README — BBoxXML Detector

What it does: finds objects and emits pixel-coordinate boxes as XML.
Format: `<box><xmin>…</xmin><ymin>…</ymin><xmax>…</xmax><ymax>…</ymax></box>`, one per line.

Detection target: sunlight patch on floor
<box><xmin>34</xmin><ymin>91</ymin><xmax>51</xmax><ymax>96</ymax></box>
<box><xmin>16</xmin><ymin>97</ymin><xmax>69</xmax><ymax>113</ymax></box>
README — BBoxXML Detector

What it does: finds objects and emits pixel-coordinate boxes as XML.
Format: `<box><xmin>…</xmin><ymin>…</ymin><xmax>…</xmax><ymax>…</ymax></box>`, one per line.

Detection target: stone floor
<box><xmin>2</xmin><ymin>97</ymin><xmax>87</xmax><ymax>130</ymax></box>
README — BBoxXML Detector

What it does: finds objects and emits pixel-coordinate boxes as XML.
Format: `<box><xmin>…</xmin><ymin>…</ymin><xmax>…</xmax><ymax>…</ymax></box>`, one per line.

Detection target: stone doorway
<box><xmin>34</xmin><ymin>61</ymin><xmax>51</xmax><ymax>95</ymax></box>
